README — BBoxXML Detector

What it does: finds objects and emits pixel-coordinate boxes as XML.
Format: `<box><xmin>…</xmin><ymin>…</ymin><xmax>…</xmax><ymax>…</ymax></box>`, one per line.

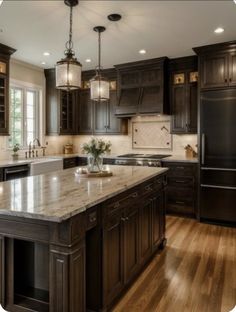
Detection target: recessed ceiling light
<box><xmin>0</xmin><ymin>0</ymin><xmax>3</xmax><ymax>7</ymax></box>
<box><xmin>214</xmin><ymin>27</ymin><xmax>224</xmax><ymax>34</ymax></box>
<box><xmin>43</xmin><ymin>52</ymin><xmax>50</xmax><ymax>56</ymax></box>
<box><xmin>233</xmin><ymin>0</ymin><xmax>236</xmax><ymax>4</ymax></box>
<box><xmin>85</xmin><ymin>59</ymin><xmax>91</xmax><ymax>63</ymax></box>
<box><xmin>139</xmin><ymin>49</ymin><xmax>146</xmax><ymax>55</ymax></box>
<box><xmin>41</xmin><ymin>61</ymin><xmax>46</xmax><ymax>65</ymax></box>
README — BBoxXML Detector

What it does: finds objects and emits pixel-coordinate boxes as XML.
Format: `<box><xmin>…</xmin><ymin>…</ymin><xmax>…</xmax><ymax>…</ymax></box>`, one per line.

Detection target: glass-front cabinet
<box><xmin>0</xmin><ymin>43</ymin><xmax>16</xmax><ymax>135</ymax></box>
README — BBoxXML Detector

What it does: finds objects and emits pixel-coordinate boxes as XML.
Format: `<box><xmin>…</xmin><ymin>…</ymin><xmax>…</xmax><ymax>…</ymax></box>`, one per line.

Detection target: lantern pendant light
<box><xmin>56</xmin><ymin>0</ymin><xmax>82</xmax><ymax>91</ymax></box>
<box><xmin>90</xmin><ymin>26</ymin><xmax>110</xmax><ymax>101</ymax></box>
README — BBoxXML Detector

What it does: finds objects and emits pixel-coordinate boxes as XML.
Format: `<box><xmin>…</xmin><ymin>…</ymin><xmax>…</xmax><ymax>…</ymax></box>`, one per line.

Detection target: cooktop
<box><xmin>117</xmin><ymin>154</ymin><xmax>171</xmax><ymax>159</ymax></box>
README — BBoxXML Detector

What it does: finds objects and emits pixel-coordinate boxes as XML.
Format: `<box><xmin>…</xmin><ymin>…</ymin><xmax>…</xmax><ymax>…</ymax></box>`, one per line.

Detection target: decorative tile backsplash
<box><xmin>0</xmin><ymin>116</ymin><xmax>198</xmax><ymax>160</ymax></box>
<box><xmin>132</xmin><ymin>120</ymin><xmax>172</xmax><ymax>149</ymax></box>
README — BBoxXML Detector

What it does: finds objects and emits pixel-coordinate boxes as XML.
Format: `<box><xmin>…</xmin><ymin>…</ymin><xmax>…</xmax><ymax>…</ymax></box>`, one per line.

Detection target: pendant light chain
<box><xmin>98</xmin><ymin>30</ymin><xmax>101</xmax><ymax>74</ymax></box>
<box><xmin>66</xmin><ymin>5</ymin><xmax>73</xmax><ymax>52</ymax></box>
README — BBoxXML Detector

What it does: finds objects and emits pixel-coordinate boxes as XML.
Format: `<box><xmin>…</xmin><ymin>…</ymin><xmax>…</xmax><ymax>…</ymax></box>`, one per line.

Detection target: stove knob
<box><xmin>137</xmin><ymin>160</ymin><xmax>143</xmax><ymax>166</ymax></box>
<box><xmin>148</xmin><ymin>161</ymin><xmax>153</xmax><ymax>166</ymax></box>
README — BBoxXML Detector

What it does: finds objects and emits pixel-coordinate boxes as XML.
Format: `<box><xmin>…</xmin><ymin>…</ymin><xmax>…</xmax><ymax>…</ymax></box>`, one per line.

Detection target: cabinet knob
<box><xmin>229</xmin><ymin>78</ymin><xmax>232</xmax><ymax>83</ymax></box>
<box><xmin>225</xmin><ymin>78</ymin><xmax>228</xmax><ymax>83</ymax></box>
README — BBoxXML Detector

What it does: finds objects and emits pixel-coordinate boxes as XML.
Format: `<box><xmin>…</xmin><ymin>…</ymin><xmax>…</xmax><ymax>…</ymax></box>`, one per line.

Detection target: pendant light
<box><xmin>90</xmin><ymin>26</ymin><xmax>109</xmax><ymax>101</ymax></box>
<box><xmin>56</xmin><ymin>0</ymin><xmax>82</xmax><ymax>91</ymax></box>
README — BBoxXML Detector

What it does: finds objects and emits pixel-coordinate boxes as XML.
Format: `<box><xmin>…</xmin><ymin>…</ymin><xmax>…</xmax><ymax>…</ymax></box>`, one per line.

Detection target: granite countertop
<box><xmin>0</xmin><ymin>153</ymin><xmax>198</xmax><ymax>168</ymax></box>
<box><xmin>0</xmin><ymin>165</ymin><xmax>168</xmax><ymax>223</ymax></box>
<box><xmin>161</xmin><ymin>155</ymin><xmax>198</xmax><ymax>163</ymax></box>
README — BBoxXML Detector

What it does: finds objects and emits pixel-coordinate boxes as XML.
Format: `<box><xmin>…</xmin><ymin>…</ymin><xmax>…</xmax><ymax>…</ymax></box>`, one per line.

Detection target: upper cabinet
<box><xmin>78</xmin><ymin>69</ymin><xmax>128</xmax><ymax>135</ymax></box>
<box><xmin>169</xmin><ymin>56</ymin><xmax>198</xmax><ymax>134</ymax></box>
<box><xmin>193</xmin><ymin>41</ymin><xmax>236</xmax><ymax>90</ymax></box>
<box><xmin>45</xmin><ymin>69</ymin><xmax>77</xmax><ymax>135</ymax></box>
<box><xmin>115</xmin><ymin>58</ymin><xmax>169</xmax><ymax>117</ymax></box>
<box><xmin>0</xmin><ymin>43</ymin><xmax>16</xmax><ymax>135</ymax></box>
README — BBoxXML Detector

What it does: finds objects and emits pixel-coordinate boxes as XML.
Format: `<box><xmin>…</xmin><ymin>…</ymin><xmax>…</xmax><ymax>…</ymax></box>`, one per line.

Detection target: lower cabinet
<box><xmin>63</xmin><ymin>157</ymin><xmax>78</xmax><ymax>169</ymax></box>
<box><xmin>103</xmin><ymin>212</ymin><xmax>124</xmax><ymax>306</ymax></box>
<box><xmin>101</xmin><ymin>176</ymin><xmax>166</xmax><ymax>309</ymax></box>
<box><xmin>163</xmin><ymin>161</ymin><xmax>197</xmax><ymax>217</ymax></box>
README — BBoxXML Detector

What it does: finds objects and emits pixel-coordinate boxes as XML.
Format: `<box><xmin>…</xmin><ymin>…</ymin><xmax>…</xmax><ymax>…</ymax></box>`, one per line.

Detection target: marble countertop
<box><xmin>0</xmin><ymin>165</ymin><xmax>168</xmax><ymax>223</ymax></box>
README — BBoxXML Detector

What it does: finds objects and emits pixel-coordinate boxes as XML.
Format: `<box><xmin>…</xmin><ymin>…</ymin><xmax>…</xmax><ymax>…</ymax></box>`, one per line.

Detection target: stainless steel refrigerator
<box><xmin>200</xmin><ymin>89</ymin><xmax>236</xmax><ymax>224</ymax></box>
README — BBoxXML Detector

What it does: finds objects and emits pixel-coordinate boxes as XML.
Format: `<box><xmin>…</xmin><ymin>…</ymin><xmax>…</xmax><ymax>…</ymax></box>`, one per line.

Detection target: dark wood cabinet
<box><xmin>45</xmin><ymin>69</ymin><xmax>78</xmax><ymax>135</ymax></box>
<box><xmin>78</xmin><ymin>90</ymin><xmax>93</xmax><ymax>134</ymax></box>
<box><xmin>78</xmin><ymin>70</ymin><xmax>128</xmax><ymax>135</ymax></box>
<box><xmin>193</xmin><ymin>41</ymin><xmax>236</xmax><ymax>90</ymax></box>
<box><xmin>0</xmin><ymin>168</ymin><xmax>3</xmax><ymax>182</ymax></box>
<box><xmin>115</xmin><ymin>58</ymin><xmax>169</xmax><ymax>117</ymax></box>
<box><xmin>139</xmin><ymin>197</ymin><xmax>152</xmax><ymax>264</ymax></box>
<box><xmin>63</xmin><ymin>157</ymin><xmax>78</xmax><ymax>169</ymax></box>
<box><xmin>169</xmin><ymin>56</ymin><xmax>198</xmax><ymax>134</ymax></box>
<box><xmin>162</xmin><ymin>161</ymin><xmax>197</xmax><ymax>218</ymax></box>
<box><xmin>103</xmin><ymin>212</ymin><xmax>124</xmax><ymax>305</ymax></box>
<box><xmin>101</xmin><ymin>175</ymin><xmax>166</xmax><ymax>309</ymax></box>
<box><xmin>123</xmin><ymin>205</ymin><xmax>139</xmax><ymax>284</ymax></box>
<box><xmin>0</xmin><ymin>44</ymin><xmax>16</xmax><ymax>135</ymax></box>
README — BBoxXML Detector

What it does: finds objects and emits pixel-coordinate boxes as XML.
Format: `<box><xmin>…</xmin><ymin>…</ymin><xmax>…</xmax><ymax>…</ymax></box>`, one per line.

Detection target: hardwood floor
<box><xmin>112</xmin><ymin>216</ymin><xmax>236</xmax><ymax>312</ymax></box>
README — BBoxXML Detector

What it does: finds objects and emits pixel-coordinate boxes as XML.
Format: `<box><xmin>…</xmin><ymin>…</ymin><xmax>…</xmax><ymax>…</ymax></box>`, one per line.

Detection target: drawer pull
<box><xmin>114</xmin><ymin>202</ymin><xmax>120</xmax><ymax>209</ymax></box>
<box><xmin>175</xmin><ymin>201</ymin><xmax>185</xmax><ymax>205</ymax></box>
<box><xmin>145</xmin><ymin>185</ymin><xmax>153</xmax><ymax>191</ymax></box>
<box><xmin>175</xmin><ymin>180</ymin><xmax>186</xmax><ymax>183</ymax></box>
<box><xmin>176</xmin><ymin>166</ymin><xmax>185</xmax><ymax>170</ymax></box>
<box><xmin>131</xmin><ymin>192</ymin><xmax>138</xmax><ymax>198</ymax></box>
<box><xmin>121</xmin><ymin>217</ymin><xmax>129</xmax><ymax>222</ymax></box>
<box><xmin>89</xmin><ymin>216</ymin><xmax>96</xmax><ymax>223</ymax></box>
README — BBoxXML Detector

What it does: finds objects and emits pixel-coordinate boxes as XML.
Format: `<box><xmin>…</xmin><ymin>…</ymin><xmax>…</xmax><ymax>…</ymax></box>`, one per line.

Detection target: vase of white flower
<box><xmin>82</xmin><ymin>138</ymin><xmax>111</xmax><ymax>173</ymax></box>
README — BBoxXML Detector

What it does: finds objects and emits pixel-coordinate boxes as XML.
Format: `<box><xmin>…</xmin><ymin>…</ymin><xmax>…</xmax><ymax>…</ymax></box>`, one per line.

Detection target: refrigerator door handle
<box><xmin>201</xmin><ymin>133</ymin><xmax>205</xmax><ymax>165</ymax></box>
<box><xmin>201</xmin><ymin>184</ymin><xmax>236</xmax><ymax>190</ymax></box>
<box><xmin>201</xmin><ymin>167</ymin><xmax>236</xmax><ymax>172</ymax></box>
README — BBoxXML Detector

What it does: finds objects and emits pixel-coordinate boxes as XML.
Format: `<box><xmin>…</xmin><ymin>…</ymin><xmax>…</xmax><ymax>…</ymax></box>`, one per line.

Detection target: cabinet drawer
<box><xmin>167</xmin><ymin>199</ymin><xmax>195</xmax><ymax>215</ymax></box>
<box><xmin>78</xmin><ymin>157</ymin><xmax>87</xmax><ymax>166</ymax></box>
<box><xmin>167</xmin><ymin>176</ymin><xmax>194</xmax><ymax>188</ymax></box>
<box><xmin>104</xmin><ymin>188</ymin><xmax>140</xmax><ymax>216</ymax></box>
<box><xmin>164</xmin><ymin>163</ymin><xmax>196</xmax><ymax>177</ymax></box>
<box><xmin>63</xmin><ymin>157</ymin><xmax>78</xmax><ymax>169</ymax></box>
<box><xmin>167</xmin><ymin>187</ymin><xmax>194</xmax><ymax>201</ymax></box>
<box><xmin>86</xmin><ymin>208</ymin><xmax>98</xmax><ymax>230</ymax></box>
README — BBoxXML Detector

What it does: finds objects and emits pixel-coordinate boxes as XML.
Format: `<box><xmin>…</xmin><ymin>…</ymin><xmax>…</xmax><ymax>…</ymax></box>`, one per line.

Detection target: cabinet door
<box><xmin>200</xmin><ymin>54</ymin><xmax>228</xmax><ymax>89</ymax></box>
<box><xmin>60</xmin><ymin>91</ymin><xmax>76</xmax><ymax>134</ymax></box>
<box><xmin>152</xmin><ymin>195</ymin><xmax>162</xmax><ymax>251</ymax></box>
<box><xmin>78</xmin><ymin>90</ymin><xmax>93</xmax><ymax>134</ymax></box>
<box><xmin>229</xmin><ymin>53</ymin><xmax>236</xmax><ymax>86</ymax></box>
<box><xmin>171</xmin><ymin>84</ymin><xmax>187</xmax><ymax>133</ymax></box>
<box><xmin>186</xmin><ymin>82</ymin><xmax>198</xmax><ymax>133</ymax></box>
<box><xmin>103</xmin><ymin>213</ymin><xmax>123</xmax><ymax>306</ymax></box>
<box><xmin>139</xmin><ymin>198</ymin><xmax>152</xmax><ymax>265</ymax></box>
<box><xmin>0</xmin><ymin>74</ymin><xmax>8</xmax><ymax>134</ymax></box>
<box><xmin>93</xmin><ymin>100</ymin><xmax>107</xmax><ymax>134</ymax></box>
<box><xmin>123</xmin><ymin>207</ymin><xmax>139</xmax><ymax>284</ymax></box>
<box><xmin>107</xmin><ymin>91</ymin><xmax>127</xmax><ymax>134</ymax></box>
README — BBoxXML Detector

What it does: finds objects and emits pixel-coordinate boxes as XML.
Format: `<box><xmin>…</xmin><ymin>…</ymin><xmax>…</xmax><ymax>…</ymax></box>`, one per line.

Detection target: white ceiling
<box><xmin>0</xmin><ymin>0</ymin><xmax>236</xmax><ymax>70</ymax></box>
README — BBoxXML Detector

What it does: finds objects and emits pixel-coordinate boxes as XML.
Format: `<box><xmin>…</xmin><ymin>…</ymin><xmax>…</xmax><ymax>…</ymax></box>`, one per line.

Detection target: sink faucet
<box><xmin>33</xmin><ymin>138</ymin><xmax>41</xmax><ymax>149</ymax></box>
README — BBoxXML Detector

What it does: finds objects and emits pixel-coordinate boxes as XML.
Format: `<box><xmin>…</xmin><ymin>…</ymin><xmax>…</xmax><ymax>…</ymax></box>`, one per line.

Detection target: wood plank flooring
<box><xmin>112</xmin><ymin>216</ymin><xmax>236</xmax><ymax>312</ymax></box>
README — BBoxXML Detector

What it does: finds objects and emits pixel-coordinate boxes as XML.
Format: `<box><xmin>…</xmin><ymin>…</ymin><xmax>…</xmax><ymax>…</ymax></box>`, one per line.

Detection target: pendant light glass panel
<box><xmin>90</xmin><ymin>75</ymin><xmax>109</xmax><ymax>101</ymax></box>
<box><xmin>56</xmin><ymin>59</ymin><xmax>82</xmax><ymax>90</ymax></box>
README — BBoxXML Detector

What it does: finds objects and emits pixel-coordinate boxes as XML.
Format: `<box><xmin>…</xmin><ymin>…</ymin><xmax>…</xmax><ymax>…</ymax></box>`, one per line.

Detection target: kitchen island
<box><xmin>0</xmin><ymin>165</ymin><xmax>168</xmax><ymax>312</ymax></box>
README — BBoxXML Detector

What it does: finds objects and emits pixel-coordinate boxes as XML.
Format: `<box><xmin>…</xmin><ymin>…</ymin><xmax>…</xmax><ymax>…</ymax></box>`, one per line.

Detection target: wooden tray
<box><xmin>75</xmin><ymin>171</ymin><xmax>113</xmax><ymax>178</ymax></box>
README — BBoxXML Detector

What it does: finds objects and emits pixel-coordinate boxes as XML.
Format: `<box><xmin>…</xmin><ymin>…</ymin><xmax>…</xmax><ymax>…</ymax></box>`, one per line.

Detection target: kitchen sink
<box><xmin>30</xmin><ymin>158</ymin><xmax>63</xmax><ymax>176</ymax></box>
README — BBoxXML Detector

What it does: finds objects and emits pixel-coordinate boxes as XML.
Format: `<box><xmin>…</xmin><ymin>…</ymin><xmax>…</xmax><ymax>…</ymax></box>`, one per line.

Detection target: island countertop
<box><xmin>0</xmin><ymin>165</ymin><xmax>168</xmax><ymax>222</ymax></box>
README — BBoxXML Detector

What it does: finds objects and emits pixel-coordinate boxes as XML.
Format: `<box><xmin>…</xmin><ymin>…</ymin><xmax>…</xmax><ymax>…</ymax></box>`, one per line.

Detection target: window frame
<box><xmin>9</xmin><ymin>80</ymin><xmax>42</xmax><ymax>149</ymax></box>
